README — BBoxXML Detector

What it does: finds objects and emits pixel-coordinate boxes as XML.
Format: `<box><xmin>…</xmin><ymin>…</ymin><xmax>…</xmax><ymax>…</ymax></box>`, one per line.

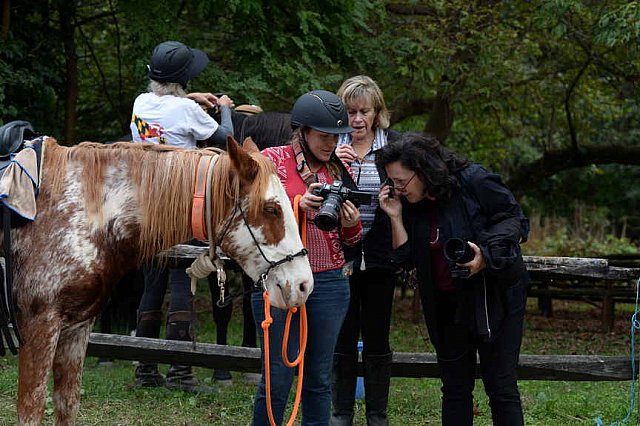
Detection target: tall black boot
<box><xmin>165</xmin><ymin>311</ymin><xmax>216</xmax><ymax>393</ymax></box>
<box><xmin>329</xmin><ymin>352</ymin><xmax>358</xmax><ymax>426</ymax></box>
<box><xmin>364</xmin><ymin>352</ymin><xmax>392</xmax><ymax>426</ymax></box>
<box><xmin>134</xmin><ymin>310</ymin><xmax>165</xmax><ymax>387</ymax></box>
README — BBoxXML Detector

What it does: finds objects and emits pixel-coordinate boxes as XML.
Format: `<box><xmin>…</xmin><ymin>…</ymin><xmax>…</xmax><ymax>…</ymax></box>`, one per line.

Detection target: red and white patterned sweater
<box><xmin>262</xmin><ymin>145</ymin><xmax>362</xmax><ymax>273</ymax></box>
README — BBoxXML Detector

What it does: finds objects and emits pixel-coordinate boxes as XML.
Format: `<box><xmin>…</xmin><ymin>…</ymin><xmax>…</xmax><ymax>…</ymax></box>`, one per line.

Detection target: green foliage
<box><xmin>524</xmin><ymin>205</ymin><xmax>640</xmax><ymax>257</ymax></box>
<box><xmin>2</xmin><ymin>0</ymin><xmax>640</xmax><ymax>245</ymax></box>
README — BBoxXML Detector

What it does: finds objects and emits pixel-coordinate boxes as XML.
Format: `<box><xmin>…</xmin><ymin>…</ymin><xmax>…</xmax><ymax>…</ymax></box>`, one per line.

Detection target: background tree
<box><xmin>0</xmin><ymin>0</ymin><xmax>638</xmax><ymax>241</ymax></box>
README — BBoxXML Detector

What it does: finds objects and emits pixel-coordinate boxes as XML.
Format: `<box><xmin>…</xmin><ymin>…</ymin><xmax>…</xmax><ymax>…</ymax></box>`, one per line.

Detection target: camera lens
<box><xmin>314</xmin><ymin>194</ymin><xmax>343</xmax><ymax>231</ymax></box>
<box><xmin>443</xmin><ymin>238</ymin><xmax>474</xmax><ymax>263</ymax></box>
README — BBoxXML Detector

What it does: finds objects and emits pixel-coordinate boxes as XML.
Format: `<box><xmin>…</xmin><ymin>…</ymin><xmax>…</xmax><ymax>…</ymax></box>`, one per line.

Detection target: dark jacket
<box><xmin>390</xmin><ymin>164</ymin><xmax>529</xmax><ymax>348</ymax></box>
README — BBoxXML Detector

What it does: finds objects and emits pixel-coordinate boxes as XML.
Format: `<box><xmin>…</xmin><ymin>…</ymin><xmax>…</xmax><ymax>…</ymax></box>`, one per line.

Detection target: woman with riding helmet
<box><xmin>252</xmin><ymin>90</ymin><xmax>362</xmax><ymax>425</ymax></box>
<box><xmin>130</xmin><ymin>40</ymin><xmax>234</xmax><ymax>393</ymax></box>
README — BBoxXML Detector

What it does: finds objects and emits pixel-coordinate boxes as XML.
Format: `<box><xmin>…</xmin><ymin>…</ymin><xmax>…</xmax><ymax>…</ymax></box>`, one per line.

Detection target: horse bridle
<box><xmin>214</xmin><ymin>200</ymin><xmax>308</xmax><ymax>304</ymax></box>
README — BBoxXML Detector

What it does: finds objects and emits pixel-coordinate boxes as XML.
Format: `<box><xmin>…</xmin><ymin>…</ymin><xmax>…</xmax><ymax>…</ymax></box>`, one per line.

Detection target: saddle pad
<box><xmin>0</xmin><ymin>145</ymin><xmax>40</xmax><ymax>220</ymax></box>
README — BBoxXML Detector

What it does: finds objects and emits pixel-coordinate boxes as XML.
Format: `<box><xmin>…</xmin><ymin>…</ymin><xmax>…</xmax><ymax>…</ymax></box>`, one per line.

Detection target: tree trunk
<box><xmin>425</xmin><ymin>90</ymin><xmax>454</xmax><ymax>143</ymax></box>
<box><xmin>1</xmin><ymin>0</ymin><xmax>9</xmax><ymax>39</ymax></box>
<box><xmin>57</xmin><ymin>0</ymin><xmax>78</xmax><ymax>146</ymax></box>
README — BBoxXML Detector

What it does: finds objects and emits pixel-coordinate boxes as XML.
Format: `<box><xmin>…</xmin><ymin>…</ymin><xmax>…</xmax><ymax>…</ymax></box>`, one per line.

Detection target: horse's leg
<box><xmin>17</xmin><ymin>316</ymin><xmax>62</xmax><ymax>426</ymax></box>
<box><xmin>52</xmin><ymin>320</ymin><xmax>94</xmax><ymax>426</ymax></box>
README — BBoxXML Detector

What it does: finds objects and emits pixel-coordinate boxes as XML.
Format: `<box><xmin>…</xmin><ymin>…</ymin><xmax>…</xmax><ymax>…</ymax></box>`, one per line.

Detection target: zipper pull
<box><xmin>359</xmin><ymin>247</ymin><xmax>366</xmax><ymax>271</ymax></box>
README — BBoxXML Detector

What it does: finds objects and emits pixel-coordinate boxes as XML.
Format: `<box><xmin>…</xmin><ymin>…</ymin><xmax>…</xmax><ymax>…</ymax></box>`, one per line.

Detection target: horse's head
<box><xmin>213</xmin><ymin>137</ymin><xmax>313</xmax><ymax>309</ymax></box>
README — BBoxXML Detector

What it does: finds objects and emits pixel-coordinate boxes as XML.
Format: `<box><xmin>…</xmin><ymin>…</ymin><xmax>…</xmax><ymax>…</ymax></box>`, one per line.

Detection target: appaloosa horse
<box><xmin>9</xmin><ymin>136</ymin><xmax>313</xmax><ymax>425</ymax></box>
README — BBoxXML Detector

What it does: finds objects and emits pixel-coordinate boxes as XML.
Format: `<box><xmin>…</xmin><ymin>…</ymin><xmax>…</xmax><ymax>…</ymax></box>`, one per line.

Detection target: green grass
<box><xmin>0</xmin><ymin>291</ymin><xmax>638</xmax><ymax>425</ymax></box>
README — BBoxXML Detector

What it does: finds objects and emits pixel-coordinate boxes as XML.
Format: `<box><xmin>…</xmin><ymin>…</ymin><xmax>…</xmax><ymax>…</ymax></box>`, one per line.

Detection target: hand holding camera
<box><xmin>311</xmin><ymin>180</ymin><xmax>372</xmax><ymax>231</ymax></box>
<box><xmin>443</xmin><ymin>238</ymin><xmax>485</xmax><ymax>278</ymax></box>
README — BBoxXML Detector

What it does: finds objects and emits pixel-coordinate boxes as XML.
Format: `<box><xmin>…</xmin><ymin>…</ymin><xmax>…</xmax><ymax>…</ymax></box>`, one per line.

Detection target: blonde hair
<box><xmin>337</xmin><ymin>75</ymin><xmax>390</xmax><ymax>129</ymax></box>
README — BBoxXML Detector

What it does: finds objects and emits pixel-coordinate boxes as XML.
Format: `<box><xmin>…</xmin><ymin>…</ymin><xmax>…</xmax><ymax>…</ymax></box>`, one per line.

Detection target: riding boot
<box><xmin>363</xmin><ymin>352</ymin><xmax>392</xmax><ymax>426</ymax></box>
<box><xmin>165</xmin><ymin>312</ymin><xmax>216</xmax><ymax>393</ymax></box>
<box><xmin>134</xmin><ymin>310</ymin><xmax>165</xmax><ymax>387</ymax></box>
<box><xmin>329</xmin><ymin>352</ymin><xmax>358</xmax><ymax>426</ymax></box>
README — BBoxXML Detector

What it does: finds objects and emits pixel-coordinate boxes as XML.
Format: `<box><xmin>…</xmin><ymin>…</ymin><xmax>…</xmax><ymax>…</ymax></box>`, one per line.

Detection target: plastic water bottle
<box><xmin>355</xmin><ymin>340</ymin><xmax>364</xmax><ymax>400</ymax></box>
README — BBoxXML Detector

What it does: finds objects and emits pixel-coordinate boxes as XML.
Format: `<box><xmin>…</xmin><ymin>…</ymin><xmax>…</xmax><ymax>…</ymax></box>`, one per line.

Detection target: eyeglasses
<box><xmin>390</xmin><ymin>172</ymin><xmax>416</xmax><ymax>192</ymax></box>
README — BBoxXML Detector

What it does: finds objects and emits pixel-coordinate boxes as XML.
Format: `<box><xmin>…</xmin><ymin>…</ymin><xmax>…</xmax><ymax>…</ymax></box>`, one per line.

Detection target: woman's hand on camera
<box><xmin>335</xmin><ymin>144</ymin><xmax>357</xmax><ymax>164</ymax></box>
<box><xmin>379</xmin><ymin>184</ymin><xmax>402</xmax><ymax>219</ymax></box>
<box><xmin>340</xmin><ymin>200</ymin><xmax>360</xmax><ymax>228</ymax></box>
<box><xmin>300</xmin><ymin>183</ymin><xmax>324</xmax><ymax>213</ymax></box>
<box><xmin>459</xmin><ymin>241</ymin><xmax>486</xmax><ymax>276</ymax></box>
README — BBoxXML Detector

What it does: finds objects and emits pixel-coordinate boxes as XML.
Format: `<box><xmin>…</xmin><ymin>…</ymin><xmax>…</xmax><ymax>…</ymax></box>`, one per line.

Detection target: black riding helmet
<box><xmin>290</xmin><ymin>90</ymin><xmax>353</xmax><ymax>134</ymax></box>
<box><xmin>147</xmin><ymin>41</ymin><xmax>209</xmax><ymax>88</ymax></box>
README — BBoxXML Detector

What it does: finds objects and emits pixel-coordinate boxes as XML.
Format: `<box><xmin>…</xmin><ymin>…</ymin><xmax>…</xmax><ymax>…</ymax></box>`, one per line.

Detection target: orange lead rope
<box><xmin>262</xmin><ymin>195</ymin><xmax>308</xmax><ymax>426</ymax></box>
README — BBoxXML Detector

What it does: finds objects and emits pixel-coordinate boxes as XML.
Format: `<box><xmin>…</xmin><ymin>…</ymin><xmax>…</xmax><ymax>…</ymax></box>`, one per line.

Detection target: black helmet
<box><xmin>147</xmin><ymin>41</ymin><xmax>209</xmax><ymax>88</ymax></box>
<box><xmin>290</xmin><ymin>90</ymin><xmax>353</xmax><ymax>134</ymax></box>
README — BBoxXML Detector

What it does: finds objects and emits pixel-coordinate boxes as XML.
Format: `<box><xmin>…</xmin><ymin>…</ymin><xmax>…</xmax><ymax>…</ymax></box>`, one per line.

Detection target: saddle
<box><xmin>0</xmin><ymin>120</ymin><xmax>44</xmax><ymax>356</ymax></box>
<box><xmin>0</xmin><ymin>120</ymin><xmax>36</xmax><ymax>172</ymax></box>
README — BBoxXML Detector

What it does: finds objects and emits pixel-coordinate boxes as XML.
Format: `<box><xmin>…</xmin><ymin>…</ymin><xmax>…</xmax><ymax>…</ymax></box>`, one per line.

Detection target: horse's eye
<box><xmin>264</xmin><ymin>204</ymin><xmax>280</xmax><ymax>216</ymax></box>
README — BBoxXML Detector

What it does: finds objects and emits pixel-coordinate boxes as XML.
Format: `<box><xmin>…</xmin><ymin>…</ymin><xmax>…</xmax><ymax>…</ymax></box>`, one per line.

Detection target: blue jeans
<box><xmin>251</xmin><ymin>268</ymin><xmax>350</xmax><ymax>426</ymax></box>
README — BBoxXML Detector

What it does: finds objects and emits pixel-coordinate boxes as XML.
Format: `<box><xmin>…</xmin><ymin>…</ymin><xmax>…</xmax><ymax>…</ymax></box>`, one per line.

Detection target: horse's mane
<box><xmin>43</xmin><ymin>139</ymin><xmax>275</xmax><ymax>261</ymax></box>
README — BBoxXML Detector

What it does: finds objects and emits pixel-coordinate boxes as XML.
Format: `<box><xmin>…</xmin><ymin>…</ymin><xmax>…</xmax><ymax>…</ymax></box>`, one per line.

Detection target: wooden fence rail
<box><xmin>117</xmin><ymin>246</ymin><xmax>640</xmax><ymax>382</ymax></box>
<box><xmin>86</xmin><ymin>333</ymin><xmax>638</xmax><ymax>382</ymax></box>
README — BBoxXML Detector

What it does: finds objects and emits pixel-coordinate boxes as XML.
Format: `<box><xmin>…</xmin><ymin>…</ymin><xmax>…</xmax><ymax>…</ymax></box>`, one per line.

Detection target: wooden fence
<box><xmin>86</xmin><ymin>333</ymin><xmax>637</xmax><ymax>381</ymax></box>
<box><xmin>84</xmin><ymin>246</ymin><xmax>640</xmax><ymax>382</ymax></box>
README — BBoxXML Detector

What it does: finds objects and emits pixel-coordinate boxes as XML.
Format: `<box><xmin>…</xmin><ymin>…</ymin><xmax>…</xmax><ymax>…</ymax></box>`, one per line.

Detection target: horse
<box><xmin>208</xmin><ymin>107</ymin><xmax>292</xmax><ymax>151</ymax></box>
<box><xmin>8</xmin><ymin>136</ymin><xmax>313</xmax><ymax>425</ymax></box>
<box><xmin>205</xmin><ymin>108</ymin><xmax>293</xmax><ymax>380</ymax></box>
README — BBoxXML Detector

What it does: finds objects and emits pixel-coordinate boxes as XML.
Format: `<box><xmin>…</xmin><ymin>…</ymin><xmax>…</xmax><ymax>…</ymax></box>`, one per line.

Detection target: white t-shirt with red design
<box><xmin>130</xmin><ymin>92</ymin><xmax>218</xmax><ymax>148</ymax></box>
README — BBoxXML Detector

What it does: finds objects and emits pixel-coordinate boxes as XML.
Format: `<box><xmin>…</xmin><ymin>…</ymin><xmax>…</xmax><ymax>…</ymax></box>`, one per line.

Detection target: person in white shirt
<box><xmin>130</xmin><ymin>40</ymin><xmax>234</xmax><ymax>148</ymax></box>
<box><xmin>130</xmin><ymin>40</ymin><xmax>234</xmax><ymax>393</ymax></box>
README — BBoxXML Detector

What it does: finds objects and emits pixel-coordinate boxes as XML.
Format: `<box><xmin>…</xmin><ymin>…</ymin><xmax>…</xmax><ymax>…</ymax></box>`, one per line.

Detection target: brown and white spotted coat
<box><xmin>9</xmin><ymin>137</ymin><xmax>312</xmax><ymax>425</ymax></box>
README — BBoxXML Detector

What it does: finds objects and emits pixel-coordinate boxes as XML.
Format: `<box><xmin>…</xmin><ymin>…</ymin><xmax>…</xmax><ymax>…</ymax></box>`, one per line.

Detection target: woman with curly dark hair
<box><xmin>377</xmin><ymin>132</ymin><xmax>530</xmax><ymax>426</ymax></box>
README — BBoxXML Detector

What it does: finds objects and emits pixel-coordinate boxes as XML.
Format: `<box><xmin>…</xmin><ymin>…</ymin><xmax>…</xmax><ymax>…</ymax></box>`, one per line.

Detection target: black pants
<box><xmin>334</xmin><ymin>267</ymin><xmax>396</xmax><ymax>355</ymax></box>
<box><xmin>433</xmin><ymin>282</ymin><xmax>526</xmax><ymax>426</ymax></box>
<box><xmin>207</xmin><ymin>271</ymin><xmax>257</xmax><ymax>348</ymax></box>
<box><xmin>138</xmin><ymin>263</ymin><xmax>192</xmax><ymax>314</ymax></box>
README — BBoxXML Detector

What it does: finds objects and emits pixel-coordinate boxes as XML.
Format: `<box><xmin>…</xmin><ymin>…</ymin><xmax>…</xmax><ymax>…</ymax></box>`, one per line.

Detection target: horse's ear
<box><xmin>226</xmin><ymin>135</ymin><xmax>258</xmax><ymax>182</ymax></box>
<box><xmin>242</xmin><ymin>137</ymin><xmax>259</xmax><ymax>153</ymax></box>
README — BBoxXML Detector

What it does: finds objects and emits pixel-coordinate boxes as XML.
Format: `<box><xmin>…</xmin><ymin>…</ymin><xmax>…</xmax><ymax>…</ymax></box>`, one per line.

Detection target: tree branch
<box><xmin>507</xmin><ymin>144</ymin><xmax>640</xmax><ymax>195</ymax></box>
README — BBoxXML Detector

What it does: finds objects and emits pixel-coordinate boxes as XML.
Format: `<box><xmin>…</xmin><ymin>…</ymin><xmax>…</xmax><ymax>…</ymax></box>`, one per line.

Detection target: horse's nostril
<box><xmin>299</xmin><ymin>281</ymin><xmax>307</xmax><ymax>293</ymax></box>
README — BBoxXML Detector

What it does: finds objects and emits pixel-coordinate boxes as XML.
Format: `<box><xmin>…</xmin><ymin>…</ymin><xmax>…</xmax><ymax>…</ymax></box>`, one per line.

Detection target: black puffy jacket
<box><xmin>390</xmin><ymin>164</ymin><xmax>529</xmax><ymax>347</ymax></box>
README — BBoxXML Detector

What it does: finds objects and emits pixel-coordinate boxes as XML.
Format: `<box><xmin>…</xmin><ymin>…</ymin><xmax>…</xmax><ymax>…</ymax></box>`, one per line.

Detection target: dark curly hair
<box><xmin>376</xmin><ymin>132</ymin><xmax>469</xmax><ymax>200</ymax></box>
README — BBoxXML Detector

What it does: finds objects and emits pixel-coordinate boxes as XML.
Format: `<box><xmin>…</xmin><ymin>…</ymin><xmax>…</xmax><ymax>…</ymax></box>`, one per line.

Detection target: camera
<box><xmin>312</xmin><ymin>180</ymin><xmax>373</xmax><ymax>231</ymax></box>
<box><xmin>443</xmin><ymin>238</ymin><xmax>474</xmax><ymax>278</ymax></box>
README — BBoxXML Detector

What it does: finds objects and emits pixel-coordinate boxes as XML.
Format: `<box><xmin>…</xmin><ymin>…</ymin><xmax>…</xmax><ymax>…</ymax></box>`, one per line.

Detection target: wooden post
<box><xmin>536</xmin><ymin>279</ymin><xmax>553</xmax><ymax>317</ymax></box>
<box><xmin>601</xmin><ymin>282</ymin><xmax>615</xmax><ymax>332</ymax></box>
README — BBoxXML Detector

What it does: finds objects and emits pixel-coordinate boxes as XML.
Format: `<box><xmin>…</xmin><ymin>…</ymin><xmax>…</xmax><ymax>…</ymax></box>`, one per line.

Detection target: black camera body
<box><xmin>312</xmin><ymin>180</ymin><xmax>373</xmax><ymax>231</ymax></box>
<box><xmin>443</xmin><ymin>238</ymin><xmax>474</xmax><ymax>279</ymax></box>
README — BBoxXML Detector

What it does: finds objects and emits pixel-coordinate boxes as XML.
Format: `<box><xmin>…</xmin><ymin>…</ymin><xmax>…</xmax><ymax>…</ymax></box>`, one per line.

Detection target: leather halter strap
<box><xmin>191</xmin><ymin>154</ymin><xmax>218</xmax><ymax>241</ymax></box>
